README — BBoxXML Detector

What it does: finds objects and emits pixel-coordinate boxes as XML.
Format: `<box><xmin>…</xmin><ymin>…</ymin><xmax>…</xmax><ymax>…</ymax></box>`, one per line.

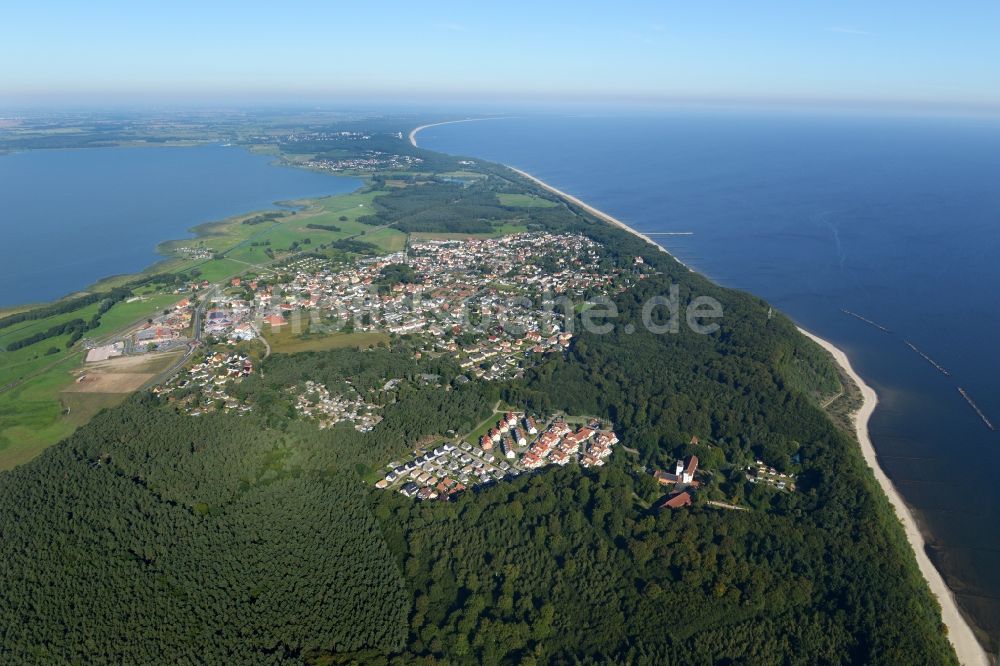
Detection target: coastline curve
<box><xmin>410</xmin><ymin>120</ymin><xmax>990</xmax><ymax>665</ymax></box>
<box><xmin>798</xmin><ymin>328</ymin><xmax>990</xmax><ymax>666</ymax></box>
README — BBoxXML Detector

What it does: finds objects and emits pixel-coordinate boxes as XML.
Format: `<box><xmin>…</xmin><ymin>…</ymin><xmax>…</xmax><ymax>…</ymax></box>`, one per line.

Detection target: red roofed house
<box><xmin>658</xmin><ymin>491</ymin><xmax>693</xmax><ymax>510</ymax></box>
<box><xmin>522</xmin><ymin>452</ymin><xmax>544</xmax><ymax>469</ymax></box>
<box><xmin>264</xmin><ymin>314</ymin><xmax>287</xmax><ymax>327</ymax></box>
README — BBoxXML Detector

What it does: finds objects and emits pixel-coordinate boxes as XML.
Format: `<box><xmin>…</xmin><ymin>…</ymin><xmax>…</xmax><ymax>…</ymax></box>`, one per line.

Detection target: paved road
<box><xmin>140</xmin><ymin>285</ymin><xmax>217</xmax><ymax>390</ymax></box>
<box><xmin>253</xmin><ymin>322</ymin><xmax>271</xmax><ymax>361</ymax></box>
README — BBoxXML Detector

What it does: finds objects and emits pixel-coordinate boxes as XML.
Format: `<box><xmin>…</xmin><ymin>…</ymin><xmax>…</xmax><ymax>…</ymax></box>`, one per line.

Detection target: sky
<box><xmin>3</xmin><ymin>1</ymin><xmax>1000</xmax><ymax>112</ymax></box>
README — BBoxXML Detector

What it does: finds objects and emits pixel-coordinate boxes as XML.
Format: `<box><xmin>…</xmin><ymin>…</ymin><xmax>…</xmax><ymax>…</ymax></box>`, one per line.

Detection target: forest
<box><xmin>0</xmin><ymin>131</ymin><xmax>960</xmax><ymax>665</ymax></box>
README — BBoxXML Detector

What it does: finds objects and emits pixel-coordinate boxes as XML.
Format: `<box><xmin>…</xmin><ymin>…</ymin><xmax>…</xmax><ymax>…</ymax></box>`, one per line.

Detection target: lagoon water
<box><xmin>0</xmin><ymin>145</ymin><xmax>360</xmax><ymax>307</ymax></box>
<box><xmin>420</xmin><ymin>113</ymin><xmax>1000</xmax><ymax>649</ymax></box>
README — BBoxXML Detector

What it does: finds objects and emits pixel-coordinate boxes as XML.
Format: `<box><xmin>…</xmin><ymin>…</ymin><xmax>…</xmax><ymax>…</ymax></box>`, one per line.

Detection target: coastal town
<box><xmin>95</xmin><ymin>231</ymin><xmax>786</xmax><ymax>513</ymax></box>
<box><xmin>143</xmin><ymin>232</ymin><xmax>649</xmax><ymax>424</ymax></box>
<box><xmin>154</xmin><ymin>352</ymin><xmax>255</xmax><ymax>416</ymax></box>
<box><xmin>186</xmin><ymin>231</ymin><xmax>642</xmax><ymax>370</ymax></box>
<box><xmin>84</xmin><ymin>297</ymin><xmax>195</xmax><ymax>363</ymax></box>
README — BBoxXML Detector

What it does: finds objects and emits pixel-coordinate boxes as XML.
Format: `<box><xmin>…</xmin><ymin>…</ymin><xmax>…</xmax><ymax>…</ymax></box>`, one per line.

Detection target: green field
<box><xmin>0</xmin><ymin>352</ymin><xmax>82</xmax><ymax>469</ymax></box>
<box><xmin>86</xmin><ymin>294</ymin><xmax>185</xmax><ymax>339</ymax></box>
<box><xmin>497</xmin><ymin>192</ymin><xmax>558</xmax><ymax>207</ymax></box>
<box><xmin>264</xmin><ymin>328</ymin><xmax>390</xmax><ymax>354</ymax></box>
<box><xmin>0</xmin><ymin>303</ymin><xmax>101</xmax><ymax>350</ymax></box>
<box><xmin>362</xmin><ymin>228</ymin><xmax>407</xmax><ymax>251</ymax></box>
<box><xmin>0</xmin><ymin>321</ymin><xmax>85</xmax><ymax>390</ymax></box>
<box><xmin>464</xmin><ymin>410</ymin><xmax>506</xmax><ymax>444</ymax></box>
<box><xmin>153</xmin><ymin>189</ymin><xmax>407</xmax><ymax>267</ymax></box>
<box><xmin>0</xmin><ymin>343</ymin><xmax>186</xmax><ymax>470</ymax></box>
<box><xmin>440</xmin><ymin>170</ymin><xmax>487</xmax><ymax>180</ymax></box>
<box><xmin>59</xmin><ymin>392</ymin><xmax>130</xmax><ymax>429</ymax></box>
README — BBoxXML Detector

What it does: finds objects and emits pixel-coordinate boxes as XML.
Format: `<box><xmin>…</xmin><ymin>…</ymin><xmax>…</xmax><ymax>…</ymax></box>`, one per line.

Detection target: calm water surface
<box><xmin>0</xmin><ymin>145</ymin><xmax>360</xmax><ymax>306</ymax></box>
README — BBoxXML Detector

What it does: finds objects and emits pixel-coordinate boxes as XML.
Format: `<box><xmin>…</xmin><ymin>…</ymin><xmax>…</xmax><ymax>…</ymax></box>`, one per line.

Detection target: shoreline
<box><xmin>798</xmin><ymin>328</ymin><xmax>989</xmax><ymax>666</ymax></box>
<box><xmin>0</xmin><ymin>191</ymin><xmax>365</xmax><ymax>310</ymax></box>
<box><xmin>411</xmin><ymin>121</ymin><xmax>990</xmax><ymax>665</ymax></box>
<box><xmin>506</xmin><ymin>166</ymin><xmax>694</xmax><ymax>272</ymax></box>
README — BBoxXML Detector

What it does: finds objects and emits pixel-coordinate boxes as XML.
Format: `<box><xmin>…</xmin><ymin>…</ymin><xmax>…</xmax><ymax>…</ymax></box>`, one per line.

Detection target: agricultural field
<box><xmin>183</xmin><ymin>257</ymin><xmax>248</xmax><ymax>283</ymax></box>
<box><xmin>361</xmin><ymin>227</ymin><xmax>407</xmax><ymax>252</ymax></box>
<box><xmin>0</xmin><ymin>303</ymin><xmax>102</xmax><ymax>353</ymax></box>
<box><xmin>0</xmin><ymin>344</ymin><xmax>186</xmax><ymax>470</ymax></box>
<box><xmin>0</xmin><ymin>291</ymin><xmax>188</xmax><ymax>468</ymax></box>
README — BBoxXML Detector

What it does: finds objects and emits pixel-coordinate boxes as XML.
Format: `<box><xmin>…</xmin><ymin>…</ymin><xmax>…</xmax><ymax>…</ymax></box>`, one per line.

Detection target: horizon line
<box><xmin>3</xmin><ymin>89</ymin><xmax>1000</xmax><ymax>116</ymax></box>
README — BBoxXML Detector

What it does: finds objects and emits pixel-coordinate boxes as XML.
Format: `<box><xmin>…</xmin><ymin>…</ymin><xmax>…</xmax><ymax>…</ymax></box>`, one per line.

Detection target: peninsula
<box><xmin>0</xmin><ymin>113</ymin><xmax>973</xmax><ymax>664</ymax></box>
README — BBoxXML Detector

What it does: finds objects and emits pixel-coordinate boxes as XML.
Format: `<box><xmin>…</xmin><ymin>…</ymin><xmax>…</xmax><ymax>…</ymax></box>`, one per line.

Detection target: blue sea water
<box><xmin>419</xmin><ymin>113</ymin><xmax>1000</xmax><ymax>646</ymax></box>
<box><xmin>0</xmin><ymin>145</ymin><xmax>360</xmax><ymax>306</ymax></box>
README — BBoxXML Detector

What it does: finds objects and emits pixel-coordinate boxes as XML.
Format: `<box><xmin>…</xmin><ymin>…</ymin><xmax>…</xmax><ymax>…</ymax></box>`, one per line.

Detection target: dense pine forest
<box><xmin>0</xmin><ymin>133</ymin><xmax>959</xmax><ymax>664</ymax></box>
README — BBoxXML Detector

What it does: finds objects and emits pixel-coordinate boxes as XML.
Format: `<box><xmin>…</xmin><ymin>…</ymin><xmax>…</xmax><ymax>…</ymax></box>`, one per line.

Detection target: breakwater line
<box><xmin>904</xmin><ymin>340</ymin><xmax>952</xmax><ymax>377</ymax></box>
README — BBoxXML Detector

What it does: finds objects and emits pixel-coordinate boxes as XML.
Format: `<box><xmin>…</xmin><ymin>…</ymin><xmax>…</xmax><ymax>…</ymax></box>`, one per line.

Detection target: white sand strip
<box><xmin>798</xmin><ymin>328</ymin><xmax>989</xmax><ymax>666</ymax></box>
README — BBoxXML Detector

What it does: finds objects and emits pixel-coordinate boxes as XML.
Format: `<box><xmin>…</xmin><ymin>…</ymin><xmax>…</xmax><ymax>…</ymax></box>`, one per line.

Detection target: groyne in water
<box><xmin>904</xmin><ymin>340</ymin><xmax>952</xmax><ymax>377</ymax></box>
<box><xmin>957</xmin><ymin>387</ymin><xmax>996</xmax><ymax>431</ymax></box>
<box><xmin>841</xmin><ymin>309</ymin><xmax>892</xmax><ymax>333</ymax></box>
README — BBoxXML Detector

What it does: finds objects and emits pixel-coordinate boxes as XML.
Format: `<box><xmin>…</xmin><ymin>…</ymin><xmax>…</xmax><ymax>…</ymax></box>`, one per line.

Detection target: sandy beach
<box><xmin>410</xmin><ymin>121</ymin><xmax>990</xmax><ymax>664</ymax></box>
<box><xmin>798</xmin><ymin>329</ymin><xmax>990</xmax><ymax>666</ymax></box>
<box><xmin>506</xmin><ymin>167</ymin><xmax>694</xmax><ymax>272</ymax></box>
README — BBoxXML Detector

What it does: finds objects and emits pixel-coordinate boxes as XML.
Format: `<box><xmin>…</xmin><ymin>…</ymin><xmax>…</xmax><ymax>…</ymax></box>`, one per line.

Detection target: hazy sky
<box><xmin>4</xmin><ymin>1</ymin><xmax>1000</xmax><ymax>110</ymax></box>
